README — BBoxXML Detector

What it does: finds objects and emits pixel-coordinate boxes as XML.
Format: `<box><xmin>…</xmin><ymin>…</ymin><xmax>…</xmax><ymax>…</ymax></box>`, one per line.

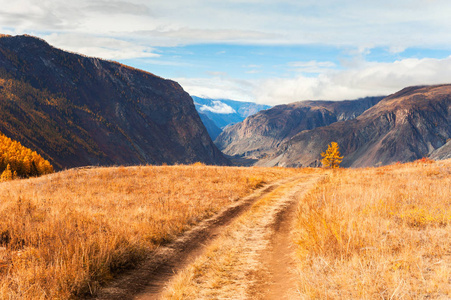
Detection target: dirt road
<box><xmin>249</xmin><ymin>177</ymin><xmax>314</xmax><ymax>299</ymax></box>
<box><xmin>94</xmin><ymin>173</ymin><xmax>321</xmax><ymax>300</ymax></box>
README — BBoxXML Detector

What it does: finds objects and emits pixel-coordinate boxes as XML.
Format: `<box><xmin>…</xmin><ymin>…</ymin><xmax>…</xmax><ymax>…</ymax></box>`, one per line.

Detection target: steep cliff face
<box><xmin>259</xmin><ymin>85</ymin><xmax>451</xmax><ymax>167</ymax></box>
<box><xmin>430</xmin><ymin>140</ymin><xmax>451</xmax><ymax>160</ymax></box>
<box><xmin>0</xmin><ymin>35</ymin><xmax>228</xmax><ymax>169</ymax></box>
<box><xmin>215</xmin><ymin>97</ymin><xmax>383</xmax><ymax>160</ymax></box>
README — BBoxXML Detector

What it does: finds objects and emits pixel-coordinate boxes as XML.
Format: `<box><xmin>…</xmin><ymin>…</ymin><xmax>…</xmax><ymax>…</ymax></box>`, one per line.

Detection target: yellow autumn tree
<box><xmin>0</xmin><ymin>164</ymin><xmax>13</xmax><ymax>181</ymax></box>
<box><xmin>0</xmin><ymin>132</ymin><xmax>54</xmax><ymax>180</ymax></box>
<box><xmin>321</xmin><ymin>142</ymin><xmax>343</xmax><ymax>168</ymax></box>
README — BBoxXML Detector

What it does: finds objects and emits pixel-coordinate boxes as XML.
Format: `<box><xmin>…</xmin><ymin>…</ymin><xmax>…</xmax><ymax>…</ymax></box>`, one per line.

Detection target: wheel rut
<box><xmin>250</xmin><ymin>180</ymin><xmax>307</xmax><ymax>299</ymax></box>
<box><xmin>156</xmin><ymin>174</ymin><xmax>321</xmax><ymax>300</ymax></box>
<box><xmin>92</xmin><ymin>176</ymin><xmax>298</xmax><ymax>300</ymax></box>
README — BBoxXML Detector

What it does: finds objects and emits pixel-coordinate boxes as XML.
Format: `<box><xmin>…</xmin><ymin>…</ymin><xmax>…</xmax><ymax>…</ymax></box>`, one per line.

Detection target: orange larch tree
<box><xmin>321</xmin><ymin>142</ymin><xmax>344</xmax><ymax>168</ymax></box>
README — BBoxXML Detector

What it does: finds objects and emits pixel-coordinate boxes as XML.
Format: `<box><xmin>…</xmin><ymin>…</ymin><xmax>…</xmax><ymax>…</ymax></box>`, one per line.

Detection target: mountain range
<box><xmin>1</xmin><ymin>34</ymin><xmax>450</xmax><ymax>170</ymax></box>
<box><xmin>216</xmin><ymin>86</ymin><xmax>451</xmax><ymax>167</ymax></box>
<box><xmin>0</xmin><ymin>34</ymin><xmax>228</xmax><ymax>169</ymax></box>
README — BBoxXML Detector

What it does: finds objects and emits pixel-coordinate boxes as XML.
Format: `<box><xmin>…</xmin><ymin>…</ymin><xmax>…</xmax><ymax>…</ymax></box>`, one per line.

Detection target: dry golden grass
<box><xmin>161</xmin><ymin>171</ymin><xmax>321</xmax><ymax>300</ymax></box>
<box><xmin>295</xmin><ymin>159</ymin><xmax>451</xmax><ymax>299</ymax></box>
<box><xmin>0</xmin><ymin>164</ymin><xmax>300</xmax><ymax>299</ymax></box>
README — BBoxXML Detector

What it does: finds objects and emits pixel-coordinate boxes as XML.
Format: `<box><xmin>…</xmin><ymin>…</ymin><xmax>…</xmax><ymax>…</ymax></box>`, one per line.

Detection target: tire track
<box><xmin>92</xmin><ymin>176</ymin><xmax>300</xmax><ymax>300</ymax></box>
<box><xmin>158</xmin><ymin>174</ymin><xmax>321</xmax><ymax>300</ymax></box>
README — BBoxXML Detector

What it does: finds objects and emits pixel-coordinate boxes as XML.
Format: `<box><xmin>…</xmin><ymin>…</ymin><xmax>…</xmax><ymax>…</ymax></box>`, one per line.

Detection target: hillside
<box><xmin>0</xmin><ymin>35</ymin><xmax>228</xmax><ymax>169</ymax></box>
<box><xmin>430</xmin><ymin>140</ymin><xmax>451</xmax><ymax>160</ymax></box>
<box><xmin>259</xmin><ymin>85</ymin><xmax>451</xmax><ymax>167</ymax></box>
<box><xmin>216</xmin><ymin>96</ymin><xmax>383</xmax><ymax>161</ymax></box>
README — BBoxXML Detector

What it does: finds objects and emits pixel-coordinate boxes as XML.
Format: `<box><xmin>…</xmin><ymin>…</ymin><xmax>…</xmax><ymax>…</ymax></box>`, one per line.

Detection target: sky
<box><xmin>2</xmin><ymin>0</ymin><xmax>451</xmax><ymax>105</ymax></box>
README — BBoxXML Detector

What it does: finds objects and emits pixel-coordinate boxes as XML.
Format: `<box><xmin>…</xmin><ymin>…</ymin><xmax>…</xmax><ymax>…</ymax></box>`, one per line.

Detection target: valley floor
<box><xmin>100</xmin><ymin>159</ymin><xmax>451</xmax><ymax>299</ymax></box>
<box><xmin>0</xmin><ymin>159</ymin><xmax>450</xmax><ymax>299</ymax></box>
<box><xmin>0</xmin><ymin>164</ymin><xmax>302</xmax><ymax>299</ymax></box>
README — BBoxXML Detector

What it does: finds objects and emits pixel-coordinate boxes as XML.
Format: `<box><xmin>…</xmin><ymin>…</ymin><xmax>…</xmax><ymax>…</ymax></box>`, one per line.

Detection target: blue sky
<box><xmin>2</xmin><ymin>0</ymin><xmax>451</xmax><ymax>104</ymax></box>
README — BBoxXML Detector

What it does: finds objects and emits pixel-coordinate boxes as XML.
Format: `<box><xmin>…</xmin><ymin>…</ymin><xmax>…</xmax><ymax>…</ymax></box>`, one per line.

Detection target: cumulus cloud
<box><xmin>178</xmin><ymin>56</ymin><xmax>451</xmax><ymax>105</ymax></box>
<box><xmin>2</xmin><ymin>0</ymin><xmax>451</xmax><ymax>105</ymax></box>
<box><xmin>199</xmin><ymin>101</ymin><xmax>236</xmax><ymax>114</ymax></box>
<box><xmin>255</xmin><ymin>56</ymin><xmax>451</xmax><ymax>104</ymax></box>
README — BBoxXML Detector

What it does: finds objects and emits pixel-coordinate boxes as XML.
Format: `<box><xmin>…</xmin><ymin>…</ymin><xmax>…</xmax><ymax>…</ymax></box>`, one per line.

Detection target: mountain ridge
<box><xmin>256</xmin><ymin>84</ymin><xmax>451</xmax><ymax>167</ymax></box>
<box><xmin>215</xmin><ymin>96</ymin><xmax>384</xmax><ymax>161</ymax></box>
<box><xmin>0</xmin><ymin>34</ymin><xmax>229</xmax><ymax>169</ymax></box>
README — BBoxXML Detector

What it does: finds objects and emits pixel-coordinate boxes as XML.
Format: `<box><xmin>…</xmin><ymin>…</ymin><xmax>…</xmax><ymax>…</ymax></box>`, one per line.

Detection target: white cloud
<box><xmin>136</xmin><ymin>28</ymin><xmax>278</xmax><ymax>45</ymax></box>
<box><xmin>177</xmin><ymin>56</ymin><xmax>451</xmax><ymax>105</ymax></box>
<box><xmin>388</xmin><ymin>45</ymin><xmax>407</xmax><ymax>54</ymax></box>
<box><xmin>288</xmin><ymin>60</ymin><xmax>336</xmax><ymax>73</ymax></box>
<box><xmin>86</xmin><ymin>0</ymin><xmax>152</xmax><ymax>16</ymax></box>
<box><xmin>2</xmin><ymin>0</ymin><xmax>451</xmax><ymax>106</ymax></box>
<box><xmin>255</xmin><ymin>56</ymin><xmax>451</xmax><ymax>104</ymax></box>
<box><xmin>3</xmin><ymin>0</ymin><xmax>451</xmax><ymax>49</ymax></box>
<box><xmin>176</xmin><ymin>76</ymin><xmax>256</xmax><ymax>102</ymax></box>
<box><xmin>43</xmin><ymin>33</ymin><xmax>159</xmax><ymax>60</ymax></box>
<box><xmin>199</xmin><ymin>101</ymin><xmax>236</xmax><ymax>114</ymax></box>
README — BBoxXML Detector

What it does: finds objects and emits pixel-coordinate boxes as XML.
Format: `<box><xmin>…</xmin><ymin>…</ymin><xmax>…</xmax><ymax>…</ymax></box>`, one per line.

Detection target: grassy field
<box><xmin>160</xmin><ymin>172</ymin><xmax>320</xmax><ymax>300</ymax></box>
<box><xmin>1</xmin><ymin>159</ymin><xmax>450</xmax><ymax>299</ymax></box>
<box><xmin>294</xmin><ymin>159</ymin><xmax>451</xmax><ymax>299</ymax></box>
<box><xmin>0</xmin><ymin>164</ymin><xmax>300</xmax><ymax>299</ymax></box>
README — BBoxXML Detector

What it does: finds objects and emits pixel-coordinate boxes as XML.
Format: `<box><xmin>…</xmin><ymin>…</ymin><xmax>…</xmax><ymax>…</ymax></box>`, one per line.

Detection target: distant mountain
<box><xmin>216</xmin><ymin>96</ymin><xmax>384</xmax><ymax>162</ymax></box>
<box><xmin>239</xmin><ymin>85</ymin><xmax>451</xmax><ymax>167</ymax></box>
<box><xmin>0</xmin><ymin>35</ymin><xmax>229</xmax><ymax>169</ymax></box>
<box><xmin>193</xmin><ymin>96</ymin><xmax>271</xmax><ymax>131</ymax></box>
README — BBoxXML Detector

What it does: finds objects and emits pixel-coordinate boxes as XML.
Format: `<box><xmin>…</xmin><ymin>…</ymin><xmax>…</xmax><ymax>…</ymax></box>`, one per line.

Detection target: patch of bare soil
<box><xmin>91</xmin><ymin>176</ymin><xmax>297</xmax><ymax>300</ymax></box>
<box><xmin>248</xmin><ymin>181</ymin><xmax>307</xmax><ymax>299</ymax></box>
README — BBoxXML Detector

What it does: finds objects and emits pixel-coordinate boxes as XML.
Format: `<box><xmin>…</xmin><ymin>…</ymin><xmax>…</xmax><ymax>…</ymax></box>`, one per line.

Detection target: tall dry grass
<box><xmin>161</xmin><ymin>171</ymin><xmax>320</xmax><ymax>300</ymax></box>
<box><xmin>0</xmin><ymin>164</ymin><xmax>299</xmax><ymax>299</ymax></box>
<box><xmin>294</xmin><ymin>159</ymin><xmax>451</xmax><ymax>299</ymax></box>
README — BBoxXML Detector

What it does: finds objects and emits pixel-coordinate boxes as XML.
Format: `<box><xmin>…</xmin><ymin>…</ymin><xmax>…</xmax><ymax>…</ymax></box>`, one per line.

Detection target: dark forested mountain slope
<box><xmin>0</xmin><ymin>35</ymin><xmax>228</xmax><ymax>169</ymax></box>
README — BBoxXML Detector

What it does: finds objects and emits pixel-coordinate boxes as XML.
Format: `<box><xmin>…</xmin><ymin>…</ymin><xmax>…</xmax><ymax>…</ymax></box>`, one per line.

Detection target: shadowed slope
<box><xmin>0</xmin><ymin>35</ymin><xmax>228</xmax><ymax>169</ymax></box>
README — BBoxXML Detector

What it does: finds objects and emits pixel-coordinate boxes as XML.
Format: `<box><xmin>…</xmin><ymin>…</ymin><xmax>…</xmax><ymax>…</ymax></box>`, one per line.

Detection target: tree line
<box><xmin>0</xmin><ymin>132</ymin><xmax>53</xmax><ymax>181</ymax></box>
